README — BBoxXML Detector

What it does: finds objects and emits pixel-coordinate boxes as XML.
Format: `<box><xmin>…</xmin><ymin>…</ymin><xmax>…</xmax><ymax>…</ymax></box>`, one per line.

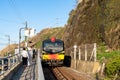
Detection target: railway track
<box><xmin>42</xmin><ymin>64</ymin><xmax>57</xmax><ymax>80</ymax></box>
<box><xmin>53</xmin><ymin>67</ymin><xmax>72</xmax><ymax>80</ymax></box>
<box><xmin>43</xmin><ymin>66</ymin><xmax>95</xmax><ymax>80</ymax></box>
<box><xmin>43</xmin><ymin>67</ymin><xmax>68</xmax><ymax>80</ymax></box>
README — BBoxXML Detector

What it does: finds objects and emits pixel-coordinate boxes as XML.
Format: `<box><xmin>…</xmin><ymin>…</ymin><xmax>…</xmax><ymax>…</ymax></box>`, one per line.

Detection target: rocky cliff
<box><xmin>63</xmin><ymin>0</ymin><xmax>120</xmax><ymax>50</ymax></box>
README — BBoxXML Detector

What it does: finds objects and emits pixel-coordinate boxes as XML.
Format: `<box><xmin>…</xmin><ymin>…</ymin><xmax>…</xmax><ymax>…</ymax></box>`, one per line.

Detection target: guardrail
<box><xmin>0</xmin><ymin>54</ymin><xmax>21</xmax><ymax>77</ymax></box>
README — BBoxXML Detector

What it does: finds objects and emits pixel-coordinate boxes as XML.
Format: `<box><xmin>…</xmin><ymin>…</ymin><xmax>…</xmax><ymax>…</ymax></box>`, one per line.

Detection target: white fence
<box><xmin>65</xmin><ymin>43</ymin><xmax>97</xmax><ymax>61</ymax></box>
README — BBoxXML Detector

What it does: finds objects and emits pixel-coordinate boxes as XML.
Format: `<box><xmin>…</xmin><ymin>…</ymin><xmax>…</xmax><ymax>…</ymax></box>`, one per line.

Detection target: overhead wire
<box><xmin>0</xmin><ymin>36</ymin><xmax>8</xmax><ymax>45</ymax></box>
<box><xmin>7</xmin><ymin>0</ymin><xmax>25</xmax><ymax>21</ymax></box>
<box><xmin>0</xmin><ymin>18</ymin><xmax>19</xmax><ymax>24</ymax></box>
<box><xmin>0</xmin><ymin>37</ymin><xmax>7</xmax><ymax>40</ymax></box>
<box><xmin>0</xmin><ymin>43</ymin><xmax>8</xmax><ymax>45</ymax></box>
<box><xmin>41</xmin><ymin>17</ymin><xmax>66</xmax><ymax>28</ymax></box>
<box><xmin>0</xmin><ymin>37</ymin><xmax>9</xmax><ymax>45</ymax></box>
<box><xmin>11</xmin><ymin>40</ymin><xmax>17</xmax><ymax>44</ymax></box>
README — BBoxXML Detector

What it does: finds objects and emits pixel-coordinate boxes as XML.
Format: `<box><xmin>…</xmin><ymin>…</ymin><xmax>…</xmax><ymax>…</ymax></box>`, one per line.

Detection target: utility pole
<box><xmin>18</xmin><ymin>21</ymin><xmax>35</xmax><ymax>55</ymax></box>
<box><xmin>19</xmin><ymin>21</ymin><xmax>28</xmax><ymax>55</ymax></box>
<box><xmin>25</xmin><ymin>21</ymin><xmax>28</xmax><ymax>42</ymax></box>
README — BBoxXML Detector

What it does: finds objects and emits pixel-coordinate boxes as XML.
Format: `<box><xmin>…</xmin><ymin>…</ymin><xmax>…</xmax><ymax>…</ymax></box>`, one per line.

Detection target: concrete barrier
<box><xmin>37</xmin><ymin>49</ymin><xmax>45</xmax><ymax>80</ymax></box>
<box><xmin>71</xmin><ymin>60</ymin><xmax>101</xmax><ymax>74</ymax></box>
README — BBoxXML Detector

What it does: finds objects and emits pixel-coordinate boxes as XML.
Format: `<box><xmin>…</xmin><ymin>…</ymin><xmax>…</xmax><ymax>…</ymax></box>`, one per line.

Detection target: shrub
<box><xmin>105</xmin><ymin>56</ymin><xmax>120</xmax><ymax>79</ymax></box>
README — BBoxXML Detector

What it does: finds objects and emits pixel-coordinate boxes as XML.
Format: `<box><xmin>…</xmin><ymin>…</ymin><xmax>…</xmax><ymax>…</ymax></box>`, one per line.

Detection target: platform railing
<box><xmin>0</xmin><ymin>54</ymin><xmax>21</xmax><ymax>77</ymax></box>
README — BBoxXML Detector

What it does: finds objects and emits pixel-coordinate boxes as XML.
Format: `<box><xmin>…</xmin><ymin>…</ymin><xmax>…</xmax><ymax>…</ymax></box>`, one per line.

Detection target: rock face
<box><xmin>63</xmin><ymin>0</ymin><xmax>120</xmax><ymax>50</ymax></box>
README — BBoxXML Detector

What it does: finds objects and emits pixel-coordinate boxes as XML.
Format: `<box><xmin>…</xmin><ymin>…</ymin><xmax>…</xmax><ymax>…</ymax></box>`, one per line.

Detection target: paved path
<box><xmin>11</xmin><ymin>61</ymin><xmax>36</xmax><ymax>80</ymax></box>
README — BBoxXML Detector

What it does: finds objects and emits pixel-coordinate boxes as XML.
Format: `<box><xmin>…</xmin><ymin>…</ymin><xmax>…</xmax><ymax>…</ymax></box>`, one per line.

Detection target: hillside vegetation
<box><xmin>29</xmin><ymin>27</ymin><xmax>65</xmax><ymax>48</ymax></box>
<box><xmin>0</xmin><ymin>44</ymin><xmax>17</xmax><ymax>56</ymax></box>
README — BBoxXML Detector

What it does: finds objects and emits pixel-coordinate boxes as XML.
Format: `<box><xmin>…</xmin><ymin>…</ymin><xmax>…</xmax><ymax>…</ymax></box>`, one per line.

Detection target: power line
<box><xmin>0</xmin><ymin>18</ymin><xmax>19</xmax><ymax>23</ymax></box>
<box><xmin>41</xmin><ymin>17</ymin><xmax>67</xmax><ymax>28</ymax></box>
<box><xmin>7</xmin><ymin>0</ymin><xmax>25</xmax><ymax>21</ymax></box>
<box><xmin>0</xmin><ymin>37</ymin><xmax>6</xmax><ymax>40</ymax></box>
<box><xmin>11</xmin><ymin>40</ymin><xmax>17</xmax><ymax>44</ymax></box>
<box><xmin>0</xmin><ymin>43</ymin><xmax>8</xmax><ymax>45</ymax></box>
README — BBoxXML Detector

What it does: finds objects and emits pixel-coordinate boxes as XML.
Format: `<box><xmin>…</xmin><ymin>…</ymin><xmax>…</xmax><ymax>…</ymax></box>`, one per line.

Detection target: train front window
<box><xmin>43</xmin><ymin>41</ymin><xmax>64</xmax><ymax>53</ymax></box>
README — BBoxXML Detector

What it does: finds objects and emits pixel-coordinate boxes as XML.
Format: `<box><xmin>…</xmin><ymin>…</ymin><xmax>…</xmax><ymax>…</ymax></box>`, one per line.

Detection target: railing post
<box><xmin>8</xmin><ymin>57</ymin><xmax>11</xmax><ymax>70</ymax></box>
<box><xmin>74</xmin><ymin>45</ymin><xmax>77</xmax><ymax>69</ymax></box>
<box><xmin>15</xmin><ymin>54</ymin><xmax>18</xmax><ymax>64</ymax></box>
<box><xmin>13</xmin><ymin>55</ymin><xmax>15</xmax><ymax>66</ymax></box>
<box><xmin>101</xmin><ymin>62</ymin><xmax>105</xmax><ymax>76</ymax></box>
<box><xmin>1</xmin><ymin>59</ymin><xmax>4</xmax><ymax>74</ymax></box>
<box><xmin>74</xmin><ymin>45</ymin><xmax>77</xmax><ymax>60</ymax></box>
<box><xmin>85</xmin><ymin>45</ymin><xmax>87</xmax><ymax>61</ymax></box>
<box><xmin>94</xmin><ymin>43</ymin><xmax>97</xmax><ymax>62</ymax></box>
<box><xmin>78</xmin><ymin>46</ymin><xmax>81</xmax><ymax>60</ymax></box>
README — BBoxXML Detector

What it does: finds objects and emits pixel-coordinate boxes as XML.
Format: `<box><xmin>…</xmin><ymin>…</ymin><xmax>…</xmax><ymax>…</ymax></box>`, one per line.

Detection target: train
<box><xmin>41</xmin><ymin>37</ymin><xmax>65</xmax><ymax>66</ymax></box>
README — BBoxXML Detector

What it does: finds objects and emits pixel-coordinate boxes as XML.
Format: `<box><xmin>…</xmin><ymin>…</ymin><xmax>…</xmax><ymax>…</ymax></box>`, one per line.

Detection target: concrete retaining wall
<box><xmin>71</xmin><ymin>60</ymin><xmax>101</xmax><ymax>74</ymax></box>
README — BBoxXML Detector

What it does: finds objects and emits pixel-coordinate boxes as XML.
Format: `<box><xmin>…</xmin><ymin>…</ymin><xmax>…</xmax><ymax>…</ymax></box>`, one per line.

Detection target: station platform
<box><xmin>11</xmin><ymin>61</ymin><xmax>37</xmax><ymax>80</ymax></box>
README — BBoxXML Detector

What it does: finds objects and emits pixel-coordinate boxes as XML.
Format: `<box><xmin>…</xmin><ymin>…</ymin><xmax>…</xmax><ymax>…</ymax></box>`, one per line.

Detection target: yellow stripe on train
<box><xmin>42</xmin><ymin>54</ymin><xmax>64</xmax><ymax>60</ymax></box>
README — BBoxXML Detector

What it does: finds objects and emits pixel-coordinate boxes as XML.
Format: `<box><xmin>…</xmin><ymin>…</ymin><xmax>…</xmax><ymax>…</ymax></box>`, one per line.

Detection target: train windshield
<box><xmin>43</xmin><ymin>41</ymin><xmax>64</xmax><ymax>53</ymax></box>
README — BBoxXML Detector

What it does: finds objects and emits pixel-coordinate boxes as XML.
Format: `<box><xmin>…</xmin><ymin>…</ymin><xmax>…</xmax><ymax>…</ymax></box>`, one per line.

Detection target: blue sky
<box><xmin>0</xmin><ymin>0</ymin><xmax>76</xmax><ymax>50</ymax></box>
